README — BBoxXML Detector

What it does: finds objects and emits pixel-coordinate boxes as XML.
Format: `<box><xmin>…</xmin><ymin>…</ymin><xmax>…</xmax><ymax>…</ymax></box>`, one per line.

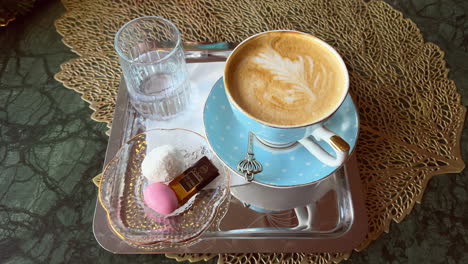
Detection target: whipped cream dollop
<box><xmin>141</xmin><ymin>145</ymin><xmax>184</xmax><ymax>183</ymax></box>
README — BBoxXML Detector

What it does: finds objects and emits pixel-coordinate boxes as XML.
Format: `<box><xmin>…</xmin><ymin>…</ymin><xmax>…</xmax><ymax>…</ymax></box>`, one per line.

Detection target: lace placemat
<box><xmin>54</xmin><ymin>0</ymin><xmax>465</xmax><ymax>263</ymax></box>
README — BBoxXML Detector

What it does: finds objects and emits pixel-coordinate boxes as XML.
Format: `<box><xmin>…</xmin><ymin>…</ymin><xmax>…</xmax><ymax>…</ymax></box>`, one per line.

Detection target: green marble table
<box><xmin>0</xmin><ymin>0</ymin><xmax>466</xmax><ymax>263</ymax></box>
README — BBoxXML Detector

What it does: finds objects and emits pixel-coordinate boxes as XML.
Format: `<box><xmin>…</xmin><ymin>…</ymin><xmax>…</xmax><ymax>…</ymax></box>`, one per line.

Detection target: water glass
<box><xmin>114</xmin><ymin>17</ymin><xmax>191</xmax><ymax>120</ymax></box>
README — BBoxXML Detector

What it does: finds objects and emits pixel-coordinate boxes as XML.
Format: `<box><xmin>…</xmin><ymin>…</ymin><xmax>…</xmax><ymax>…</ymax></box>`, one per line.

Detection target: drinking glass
<box><xmin>114</xmin><ymin>17</ymin><xmax>191</xmax><ymax>120</ymax></box>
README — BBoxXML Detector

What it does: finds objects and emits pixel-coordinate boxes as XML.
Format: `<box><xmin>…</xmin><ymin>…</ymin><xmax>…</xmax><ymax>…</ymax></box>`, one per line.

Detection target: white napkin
<box><xmin>145</xmin><ymin>62</ymin><xmax>249</xmax><ymax>188</ymax></box>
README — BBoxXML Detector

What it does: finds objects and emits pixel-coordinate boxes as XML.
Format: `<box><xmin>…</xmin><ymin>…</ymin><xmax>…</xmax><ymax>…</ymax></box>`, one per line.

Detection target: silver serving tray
<box><xmin>93</xmin><ymin>65</ymin><xmax>368</xmax><ymax>254</ymax></box>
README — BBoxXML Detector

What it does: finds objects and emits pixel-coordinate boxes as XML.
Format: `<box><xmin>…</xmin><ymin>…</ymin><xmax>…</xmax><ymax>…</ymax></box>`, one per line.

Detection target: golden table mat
<box><xmin>54</xmin><ymin>0</ymin><xmax>465</xmax><ymax>263</ymax></box>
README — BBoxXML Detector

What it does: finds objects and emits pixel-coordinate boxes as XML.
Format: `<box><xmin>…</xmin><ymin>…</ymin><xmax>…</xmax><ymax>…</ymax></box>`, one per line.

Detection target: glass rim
<box><xmin>114</xmin><ymin>16</ymin><xmax>182</xmax><ymax>65</ymax></box>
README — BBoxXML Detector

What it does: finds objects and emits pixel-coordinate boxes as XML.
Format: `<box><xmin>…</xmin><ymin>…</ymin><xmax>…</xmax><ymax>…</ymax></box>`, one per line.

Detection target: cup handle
<box><xmin>298</xmin><ymin>126</ymin><xmax>350</xmax><ymax>167</ymax></box>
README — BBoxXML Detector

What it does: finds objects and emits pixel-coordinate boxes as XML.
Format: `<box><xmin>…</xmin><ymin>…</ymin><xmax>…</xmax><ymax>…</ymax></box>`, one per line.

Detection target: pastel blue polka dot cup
<box><xmin>224</xmin><ymin>30</ymin><xmax>350</xmax><ymax>168</ymax></box>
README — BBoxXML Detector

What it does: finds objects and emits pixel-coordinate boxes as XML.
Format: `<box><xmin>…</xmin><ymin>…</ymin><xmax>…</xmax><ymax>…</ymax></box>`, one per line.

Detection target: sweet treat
<box><xmin>143</xmin><ymin>182</ymin><xmax>179</xmax><ymax>215</ymax></box>
<box><xmin>169</xmin><ymin>156</ymin><xmax>220</xmax><ymax>204</ymax></box>
<box><xmin>143</xmin><ymin>156</ymin><xmax>220</xmax><ymax>215</ymax></box>
<box><xmin>141</xmin><ymin>145</ymin><xmax>184</xmax><ymax>183</ymax></box>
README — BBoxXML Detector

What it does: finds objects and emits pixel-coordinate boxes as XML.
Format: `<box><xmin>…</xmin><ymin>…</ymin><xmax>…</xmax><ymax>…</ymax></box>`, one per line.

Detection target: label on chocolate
<box><xmin>178</xmin><ymin>157</ymin><xmax>219</xmax><ymax>193</ymax></box>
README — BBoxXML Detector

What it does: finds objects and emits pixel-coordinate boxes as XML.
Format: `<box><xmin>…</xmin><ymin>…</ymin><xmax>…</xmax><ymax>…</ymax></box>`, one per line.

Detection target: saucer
<box><xmin>203</xmin><ymin>78</ymin><xmax>359</xmax><ymax>188</ymax></box>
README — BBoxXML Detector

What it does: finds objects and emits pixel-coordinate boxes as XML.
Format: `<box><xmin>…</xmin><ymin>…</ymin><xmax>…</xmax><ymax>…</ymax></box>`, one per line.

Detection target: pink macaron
<box><xmin>143</xmin><ymin>182</ymin><xmax>179</xmax><ymax>215</ymax></box>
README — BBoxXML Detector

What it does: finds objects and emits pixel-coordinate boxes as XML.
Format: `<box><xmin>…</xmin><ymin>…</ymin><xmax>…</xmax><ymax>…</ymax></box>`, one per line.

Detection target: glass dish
<box><xmin>98</xmin><ymin>128</ymin><xmax>230</xmax><ymax>246</ymax></box>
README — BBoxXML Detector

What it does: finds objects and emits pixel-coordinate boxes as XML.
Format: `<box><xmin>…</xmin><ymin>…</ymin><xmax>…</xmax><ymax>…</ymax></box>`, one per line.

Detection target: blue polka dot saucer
<box><xmin>203</xmin><ymin>78</ymin><xmax>359</xmax><ymax>188</ymax></box>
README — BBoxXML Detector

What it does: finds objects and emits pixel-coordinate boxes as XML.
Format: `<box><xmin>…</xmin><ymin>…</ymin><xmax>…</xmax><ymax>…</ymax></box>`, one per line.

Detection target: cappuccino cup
<box><xmin>224</xmin><ymin>30</ymin><xmax>350</xmax><ymax>167</ymax></box>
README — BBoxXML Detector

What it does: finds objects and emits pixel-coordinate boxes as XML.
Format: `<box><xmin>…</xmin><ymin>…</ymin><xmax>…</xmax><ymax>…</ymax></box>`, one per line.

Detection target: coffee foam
<box><xmin>225</xmin><ymin>32</ymin><xmax>347</xmax><ymax>126</ymax></box>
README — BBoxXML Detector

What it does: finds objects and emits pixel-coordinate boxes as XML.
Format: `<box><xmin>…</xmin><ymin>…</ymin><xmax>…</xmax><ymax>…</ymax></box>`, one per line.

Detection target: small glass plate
<box><xmin>98</xmin><ymin>128</ymin><xmax>230</xmax><ymax>246</ymax></box>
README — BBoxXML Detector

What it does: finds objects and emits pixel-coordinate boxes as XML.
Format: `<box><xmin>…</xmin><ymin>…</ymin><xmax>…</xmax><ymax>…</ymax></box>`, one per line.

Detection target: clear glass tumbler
<box><xmin>115</xmin><ymin>17</ymin><xmax>191</xmax><ymax>120</ymax></box>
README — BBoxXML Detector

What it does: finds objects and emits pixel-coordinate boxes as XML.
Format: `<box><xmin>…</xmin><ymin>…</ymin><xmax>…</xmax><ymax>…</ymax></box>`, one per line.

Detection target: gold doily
<box><xmin>54</xmin><ymin>0</ymin><xmax>465</xmax><ymax>263</ymax></box>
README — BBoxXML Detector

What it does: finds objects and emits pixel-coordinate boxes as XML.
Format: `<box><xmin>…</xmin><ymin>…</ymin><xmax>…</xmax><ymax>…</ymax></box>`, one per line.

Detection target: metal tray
<box><xmin>93</xmin><ymin>64</ymin><xmax>368</xmax><ymax>254</ymax></box>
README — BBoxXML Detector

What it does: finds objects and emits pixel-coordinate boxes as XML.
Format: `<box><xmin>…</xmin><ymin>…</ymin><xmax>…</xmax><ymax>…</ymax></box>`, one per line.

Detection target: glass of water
<box><xmin>114</xmin><ymin>17</ymin><xmax>191</xmax><ymax>120</ymax></box>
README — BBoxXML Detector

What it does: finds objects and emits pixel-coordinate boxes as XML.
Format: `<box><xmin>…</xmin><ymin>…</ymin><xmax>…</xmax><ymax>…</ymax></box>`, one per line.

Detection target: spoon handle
<box><xmin>237</xmin><ymin>132</ymin><xmax>263</xmax><ymax>182</ymax></box>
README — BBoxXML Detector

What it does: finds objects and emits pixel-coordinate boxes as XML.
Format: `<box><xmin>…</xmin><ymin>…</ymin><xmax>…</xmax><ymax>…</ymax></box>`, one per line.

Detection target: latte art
<box><xmin>225</xmin><ymin>31</ymin><xmax>348</xmax><ymax>126</ymax></box>
<box><xmin>252</xmin><ymin>47</ymin><xmax>318</xmax><ymax>105</ymax></box>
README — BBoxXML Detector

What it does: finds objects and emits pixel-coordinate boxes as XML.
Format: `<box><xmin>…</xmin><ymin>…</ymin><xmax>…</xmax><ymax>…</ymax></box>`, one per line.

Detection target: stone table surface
<box><xmin>0</xmin><ymin>0</ymin><xmax>467</xmax><ymax>263</ymax></box>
